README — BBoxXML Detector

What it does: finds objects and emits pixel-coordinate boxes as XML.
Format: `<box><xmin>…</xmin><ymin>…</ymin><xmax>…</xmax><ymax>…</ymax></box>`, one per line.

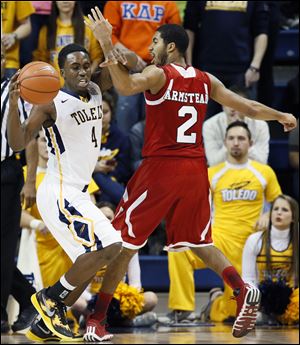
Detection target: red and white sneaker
<box><xmin>83</xmin><ymin>318</ymin><xmax>113</xmax><ymax>342</ymax></box>
<box><xmin>232</xmin><ymin>283</ymin><xmax>261</xmax><ymax>338</ymax></box>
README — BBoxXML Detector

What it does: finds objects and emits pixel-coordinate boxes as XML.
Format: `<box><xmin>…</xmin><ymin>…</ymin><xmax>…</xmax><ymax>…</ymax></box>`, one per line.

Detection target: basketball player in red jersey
<box><xmin>83</xmin><ymin>7</ymin><xmax>297</xmax><ymax>342</ymax></box>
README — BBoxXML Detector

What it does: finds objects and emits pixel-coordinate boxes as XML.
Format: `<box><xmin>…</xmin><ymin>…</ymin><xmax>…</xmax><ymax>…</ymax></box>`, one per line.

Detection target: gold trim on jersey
<box><xmin>205</xmin><ymin>1</ymin><xmax>247</xmax><ymax>12</ymax></box>
<box><xmin>48</xmin><ymin>127</ymin><xmax>96</xmax><ymax>248</ymax></box>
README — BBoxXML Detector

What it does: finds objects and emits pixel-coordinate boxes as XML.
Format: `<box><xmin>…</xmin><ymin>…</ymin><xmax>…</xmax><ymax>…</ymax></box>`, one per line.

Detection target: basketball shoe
<box><xmin>31</xmin><ymin>289</ymin><xmax>73</xmax><ymax>341</ymax></box>
<box><xmin>83</xmin><ymin>317</ymin><xmax>113</xmax><ymax>342</ymax></box>
<box><xmin>232</xmin><ymin>283</ymin><xmax>261</xmax><ymax>338</ymax></box>
<box><xmin>26</xmin><ymin>315</ymin><xmax>83</xmax><ymax>342</ymax></box>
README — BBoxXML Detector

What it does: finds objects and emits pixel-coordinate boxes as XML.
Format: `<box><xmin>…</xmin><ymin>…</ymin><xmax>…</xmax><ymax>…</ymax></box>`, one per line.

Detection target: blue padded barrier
<box><xmin>275</xmin><ymin>29</ymin><xmax>299</xmax><ymax>62</ymax></box>
<box><xmin>139</xmin><ymin>255</ymin><xmax>223</xmax><ymax>292</ymax></box>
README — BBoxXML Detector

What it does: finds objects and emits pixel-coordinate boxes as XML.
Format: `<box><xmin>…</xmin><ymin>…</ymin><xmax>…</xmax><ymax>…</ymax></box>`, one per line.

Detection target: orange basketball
<box><xmin>18</xmin><ymin>61</ymin><xmax>60</xmax><ymax>105</ymax></box>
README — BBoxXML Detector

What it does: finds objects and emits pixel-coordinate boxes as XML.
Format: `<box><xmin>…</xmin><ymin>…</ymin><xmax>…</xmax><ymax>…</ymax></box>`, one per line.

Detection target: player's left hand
<box><xmin>21</xmin><ymin>180</ymin><xmax>36</xmax><ymax>209</ymax></box>
<box><xmin>278</xmin><ymin>113</ymin><xmax>297</xmax><ymax>132</ymax></box>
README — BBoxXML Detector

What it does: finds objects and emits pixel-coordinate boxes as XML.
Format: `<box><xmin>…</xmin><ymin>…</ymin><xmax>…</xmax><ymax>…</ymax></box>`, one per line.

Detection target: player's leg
<box><xmin>84</xmin><ymin>159</ymin><xmax>175</xmax><ymax>341</ymax></box>
<box><xmin>167</xmin><ymin>160</ymin><xmax>261</xmax><ymax>338</ymax></box>
<box><xmin>32</xmin><ymin>180</ymin><xmax>122</xmax><ymax>340</ymax></box>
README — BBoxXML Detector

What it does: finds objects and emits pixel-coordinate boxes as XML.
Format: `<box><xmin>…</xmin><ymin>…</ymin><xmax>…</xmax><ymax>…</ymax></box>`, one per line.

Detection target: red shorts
<box><xmin>112</xmin><ymin>157</ymin><xmax>212</xmax><ymax>251</ymax></box>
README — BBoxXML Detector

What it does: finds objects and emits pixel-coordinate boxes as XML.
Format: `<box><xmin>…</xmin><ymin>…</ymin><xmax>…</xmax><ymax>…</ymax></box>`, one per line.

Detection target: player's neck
<box><xmin>227</xmin><ymin>155</ymin><xmax>248</xmax><ymax>165</ymax></box>
<box><xmin>167</xmin><ymin>56</ymin><xmax>187</xmax><ymax>68</ymax></box>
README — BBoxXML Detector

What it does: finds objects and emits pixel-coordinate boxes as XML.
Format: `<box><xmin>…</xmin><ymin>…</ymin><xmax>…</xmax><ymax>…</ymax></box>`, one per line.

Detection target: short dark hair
<box><xmin>156</xmin><ymin>24</ymin><xmax>189</xmax><ymax>56</ymax></box>
<box><xmin>96</xmin><ymin>201</ymin><xmax>116</xmax><ymax>213</ymax></box>
<box><xmin>58</xmin><ymin>44</ymin><xmax>89</xmax><ymax>69</ymax></box>
<box><xmin>226</xmin><ymin>120</ymin><xmax>252</xmax><ymax>140</ymax></box>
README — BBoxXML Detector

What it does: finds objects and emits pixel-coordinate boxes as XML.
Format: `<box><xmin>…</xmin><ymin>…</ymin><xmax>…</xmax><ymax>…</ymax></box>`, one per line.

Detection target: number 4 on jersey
<box><xmin>91</xmin><ymin>126</ymin><xmax>98</xmax><ymax>147</ymax></box>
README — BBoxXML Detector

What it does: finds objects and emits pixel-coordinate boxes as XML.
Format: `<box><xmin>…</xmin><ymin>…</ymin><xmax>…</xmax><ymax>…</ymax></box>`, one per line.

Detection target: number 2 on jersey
<box><xmin>176</xmin><ymin>106</ymin><xmax>197</xmax><ymax>144</ymax></box>
<box><xmin>91</xmin><ymin>126</ymin><xmax>98</xmax><ymax>147</ymax></box>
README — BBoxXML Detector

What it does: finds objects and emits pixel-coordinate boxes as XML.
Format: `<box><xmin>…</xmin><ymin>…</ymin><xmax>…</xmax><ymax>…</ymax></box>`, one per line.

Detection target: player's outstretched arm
<box><xmin>85</xmin><ymin>6</ymin><xmax>166</xmax><ymax>95</ymax></box>
<box><xmin>208</xmin><ymin>73</ymin><xmax>297</xmax><ymax>132</ymax></box>
<box><xmin>7</xmin><ymin>72</ymin><xmax>56</xmax><ymax>151</ymax></box>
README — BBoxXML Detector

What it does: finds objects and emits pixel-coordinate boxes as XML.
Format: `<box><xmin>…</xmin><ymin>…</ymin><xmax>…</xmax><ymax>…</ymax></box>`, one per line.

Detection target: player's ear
<box><xmin>60</xmin><ymin>68</ymin><xmax>65</xmax><ymax>79</ymax></box>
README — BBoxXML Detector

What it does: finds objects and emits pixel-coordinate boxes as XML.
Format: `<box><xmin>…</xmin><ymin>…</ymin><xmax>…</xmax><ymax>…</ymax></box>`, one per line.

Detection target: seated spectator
<box><xmin>33</xmin><ymin>1</ymin><xmax>103</xmax><ymax>85</ymax></box>
<box><xmin>159</xmin><ymin>121</ymin><xmax>282</xmax><ymax>325</ymax></box>
<box><xmin>93</xmin><ymin>92</ymin><xmax>132</xmax><ymax>206</ymax></box>
<box><xmin>1</xmin><ymin>1</ymin><xmax>35</xmax><ymax>77</ymax></box>
<box><xmin>203</xmin><ymin>85</ymin><xmax>270</xmax><ymax>167</ymax></box>
<box><xmin>20</xmin><ymin>1</ymin><xmax>52</xmax><ymax>67</ymax></box>
<box><xmin>129</xmin><ymin>119</ymin><xmax>145</xmax><ymax>172</ymax></box>
<box><xmin>242</xmin><ymin>194</ymin><xmax>299</xmax><ymax>325</ymax></box>
<box><xmin>289</xmin><ymin>120</ymin><xmax>299</xmax><ymax>199</ymax></box>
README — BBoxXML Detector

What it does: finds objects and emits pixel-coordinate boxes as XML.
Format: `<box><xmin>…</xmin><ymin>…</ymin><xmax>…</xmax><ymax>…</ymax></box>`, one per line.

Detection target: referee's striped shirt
<box><xmin>1</xmin><ymin>78</ymin><xmax>29</xmax><ymax>162</ymax></box>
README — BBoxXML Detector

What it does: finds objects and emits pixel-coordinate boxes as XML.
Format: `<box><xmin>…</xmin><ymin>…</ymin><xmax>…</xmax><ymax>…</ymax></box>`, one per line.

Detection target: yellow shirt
<box><xmin>1</xmin><ymin>1</ymin><xmax>35</xmax><ymax>69</ymax></box>
<box><xmin>257</xmin><ymin>232</ymin><xmax>294</xmax><ymax>286</ymax></box>
<box><xmin>208</xmin><ymin>160</ymin><xmax>282</xmax><ymax>239</ymax></box>
<box><xmin>33</xmin><ymin>17</ymin><xmax>103</xmax><ymax>85</ymax></box>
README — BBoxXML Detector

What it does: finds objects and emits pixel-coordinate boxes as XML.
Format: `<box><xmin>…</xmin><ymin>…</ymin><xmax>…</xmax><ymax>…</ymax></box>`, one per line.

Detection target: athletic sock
<box><xmin>222</xmin><ymin>266</ymin><xmax>244</xmax><ymax>291</ymax></box>
<box><xmin>89</xmin><ymin>291</ymin><xmax>113</xmax><ymax>322</ymax></box>
<box><xmin>46</xmin><ymin>275</ymin><xmax>76</xmax><ymax>302</ymax></box>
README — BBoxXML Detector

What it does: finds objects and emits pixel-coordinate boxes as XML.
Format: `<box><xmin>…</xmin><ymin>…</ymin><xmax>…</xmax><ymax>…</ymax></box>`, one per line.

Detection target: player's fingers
<box><xmin>95</xmin><ymin>6</ymin><xmax>105</xmax><ymax>21</ymax></box>
<box><xmin>91</xmin><ymin>8</ymin><xmax>98</xmax><ymax>21</ymax></box>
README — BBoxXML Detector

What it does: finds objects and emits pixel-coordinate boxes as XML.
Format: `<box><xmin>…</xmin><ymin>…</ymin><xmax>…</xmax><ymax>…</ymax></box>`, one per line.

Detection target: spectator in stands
<box><xmin>93</xmin><ymin>92</ymin><xmax>132</xmax><ymax>206</ymax></box>
<box><xmin>20</xmin><ymin>1</ymin><xmax>52</xmax><ymax>68</ymax></box>
<box><xmin>242</xmin><ymin>194</ymin><xmax>299</xmax><ymax>325</ymax></box>
<box><xmin>1</xmin><ymin>1</ymin><xmax>35</xmax><ymax>77</ymax></box>
<box><xmin>129</xmin><ymin>120</ymin><xmax>145</xmax><ymax>172</ymax></box>
<box><xmin>160</xmin><ymin>121</ymin><xmax>282</xmax><ymax>324</ymax></box>
<box><xmin>203</xmin><ymin>85</ymin><xmax>270</xmax><ymax>166</ymax></box>
<box><xmin>184</xmin><ymin>1</ymin><xmax>269</xmax><ymax>118</ymax></box>
<box><xmin>257</xmin><ymin>2</ymin><xmax>281</xmax><ymax>108</ymax></box>
<box><xmin>104</xmin><ymin>1</ymin><xmax>181</xmax><ymax>132</ymax></box>
<box><xmin>33</xmin><ymin>1</ymin><xmax>103</xmax><ymax>84</ymax></box>
<box><xmin>289</xmin><ymin>121</ymin><xmax>299</xmax><ymax>199</ymax></box>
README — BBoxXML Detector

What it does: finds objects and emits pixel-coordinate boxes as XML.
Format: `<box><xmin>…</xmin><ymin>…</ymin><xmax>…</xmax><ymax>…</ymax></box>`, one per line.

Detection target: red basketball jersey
<box><xmin>143</xmin><ymin>63</ymin><xmax>211</xmax><ymax>158</ymax></box>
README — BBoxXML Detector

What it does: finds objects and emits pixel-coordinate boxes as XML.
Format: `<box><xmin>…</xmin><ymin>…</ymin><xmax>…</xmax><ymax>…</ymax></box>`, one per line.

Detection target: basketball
<box><xmin>17</xmin><ymin>61</ymin><xmax>60</xmax><ymax>105</ymax></box>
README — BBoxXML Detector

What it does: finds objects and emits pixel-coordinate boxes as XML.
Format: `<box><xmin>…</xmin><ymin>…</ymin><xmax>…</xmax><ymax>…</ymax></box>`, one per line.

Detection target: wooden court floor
<box><xmin>1</xmin><ymin>323</ymin><xmax>299</xmax><ymax>344</ymax></box>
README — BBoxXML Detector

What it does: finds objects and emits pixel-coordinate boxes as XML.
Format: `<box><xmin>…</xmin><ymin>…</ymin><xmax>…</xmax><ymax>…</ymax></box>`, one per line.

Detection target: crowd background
<box><xmin>1</xmin><ymin>0</ymin><xmax>299</xmax><ymax>333</ymax></box>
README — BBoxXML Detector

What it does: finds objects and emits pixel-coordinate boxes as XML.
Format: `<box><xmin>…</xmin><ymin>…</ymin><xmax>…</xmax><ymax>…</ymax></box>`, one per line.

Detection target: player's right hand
<box><xmin>278</xmin><ymin>113</ymin><xmax>297</xmax><ymax>132</ymax></box>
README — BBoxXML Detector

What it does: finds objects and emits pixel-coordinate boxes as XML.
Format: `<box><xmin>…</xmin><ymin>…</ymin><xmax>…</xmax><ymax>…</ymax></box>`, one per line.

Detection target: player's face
<box><xmin>225</xmin><ymin>126</ymin><xmax>251</xmax><ymax>159</ymax></box>
<box><xmin>62</xmin><ymin>52</ymin><xmax>91</xmax><ymax>94</ymax></box>
<box><xmin>102</xmin><ymin>100</ymin><xmax>112</xmax><ymax>132</ymax></box>
<box><xmin>99</xmin><ymin>206</ymin><xmax>114</xmax><ymax>222</ymax></box>
<box><xmin>149</xmin><ymin>32</ymin><xmax>168</xmax><ymax>66</ymax></box>
<box><xmin>37</xmin><ymin>132</ymin><xmax>49</xmax><ymax>162</ymax></box>
<box><xmin>271</xmin><ymin>198</ymin><xmax>293</xmax><ymax>230</ymax></box>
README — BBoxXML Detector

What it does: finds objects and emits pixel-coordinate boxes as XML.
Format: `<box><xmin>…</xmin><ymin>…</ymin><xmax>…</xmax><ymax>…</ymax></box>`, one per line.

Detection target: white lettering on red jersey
<box><xmin>143</xmin><ymin>63</ymin><xmax>211</xmax><ymax>158</ymax></box>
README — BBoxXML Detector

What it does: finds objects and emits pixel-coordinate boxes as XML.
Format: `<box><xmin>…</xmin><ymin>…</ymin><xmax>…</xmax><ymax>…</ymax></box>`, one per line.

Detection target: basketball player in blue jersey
<box><xmin>7</xmin><ymin>44</ymin><xmax>135</xmax><ymax>341</ymax></box>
